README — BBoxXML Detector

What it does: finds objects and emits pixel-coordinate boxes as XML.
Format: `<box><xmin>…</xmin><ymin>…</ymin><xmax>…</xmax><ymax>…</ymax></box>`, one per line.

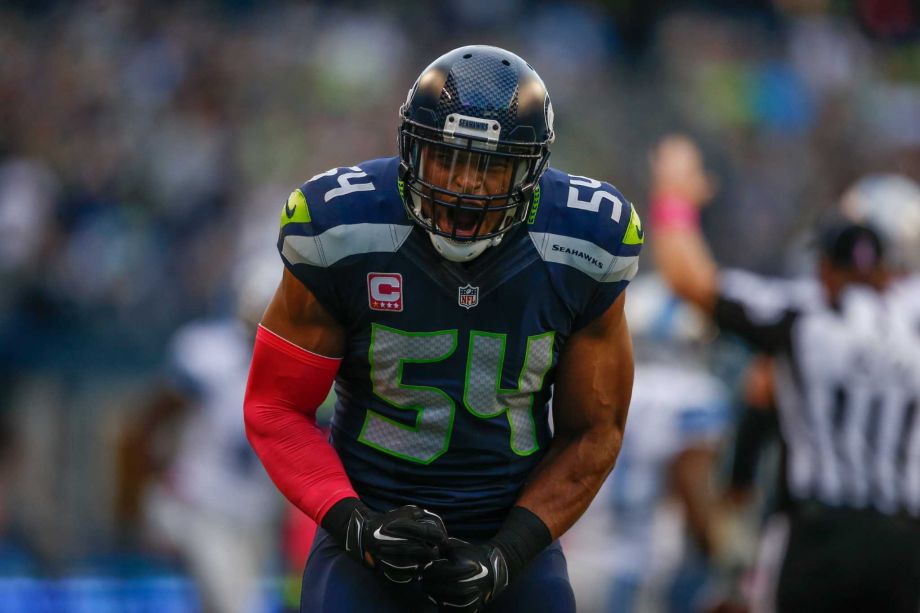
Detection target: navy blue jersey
<box><xmin>278</xmin><ymin>157</ymin><xmax>642</xmax><ymax>538</ymax></box>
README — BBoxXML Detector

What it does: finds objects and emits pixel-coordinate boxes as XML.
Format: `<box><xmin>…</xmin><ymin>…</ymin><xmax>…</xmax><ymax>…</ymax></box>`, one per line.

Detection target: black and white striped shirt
<box><xmin>715</xmin><ymin>271</ymin><xmax>920</xmax><ymax>518</ymax></box>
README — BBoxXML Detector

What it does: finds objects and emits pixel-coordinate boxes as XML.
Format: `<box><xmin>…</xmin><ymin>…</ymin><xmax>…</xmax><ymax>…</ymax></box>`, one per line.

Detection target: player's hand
<box><xmin>344</xmin><ymin>503</ymin><xmax>449</xmax><ymax>583</ymax></box>
<box><xmin>650</xmin><ymin>134</ymin><xmax>716</xmax><ymax>208</ymax></box>
<box><xmin>422</xmin><ymin>538</ymin><xmax>510</xmax><ymax>613</ymax></box>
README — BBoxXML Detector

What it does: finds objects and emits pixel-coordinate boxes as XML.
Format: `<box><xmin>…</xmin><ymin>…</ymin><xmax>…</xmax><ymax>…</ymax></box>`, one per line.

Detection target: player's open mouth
<box><xmin>440</xmin><ymin>208</ymin><xmax>481</xmax><ymax>238</ymax></box>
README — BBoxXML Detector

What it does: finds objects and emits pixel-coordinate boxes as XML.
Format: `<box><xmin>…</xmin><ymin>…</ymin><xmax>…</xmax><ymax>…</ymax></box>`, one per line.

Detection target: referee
<box><xmin>649</xmin><ymin>135</ymin><xmax>920</xmax><ymax>613</ymax></box>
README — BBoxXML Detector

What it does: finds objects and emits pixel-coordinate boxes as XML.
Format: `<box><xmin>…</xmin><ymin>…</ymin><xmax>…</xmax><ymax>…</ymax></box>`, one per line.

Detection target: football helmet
<box><xmin>839</xmin><ymin>174</ymin><xmax>920</xmax><ymax>273</ymax></box>
<box><xmin>398</xmin><ymin>45</ymin><xmax>555</xmax><ymax>262</ymax></box>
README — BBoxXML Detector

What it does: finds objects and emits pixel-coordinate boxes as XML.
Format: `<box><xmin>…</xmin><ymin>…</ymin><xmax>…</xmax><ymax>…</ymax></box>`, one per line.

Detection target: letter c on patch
<box><xmin>370</xmin><ymin>276</ymin><xmax>400</xmax><ymax>301</ymax></box>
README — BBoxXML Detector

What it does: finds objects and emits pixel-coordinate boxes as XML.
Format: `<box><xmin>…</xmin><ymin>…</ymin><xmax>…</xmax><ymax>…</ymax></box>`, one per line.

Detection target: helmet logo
<box><xmin>458</xmin><ymin>284</ymin><xmax>480</xmax><ymax>309</ymax></box>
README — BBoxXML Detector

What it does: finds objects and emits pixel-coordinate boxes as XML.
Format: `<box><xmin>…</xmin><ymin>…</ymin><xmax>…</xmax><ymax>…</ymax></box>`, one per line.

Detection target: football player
<box><xmin>606</xmin><ymin>277</ymin><xmax>732</xmax><ymax>613</ymax></box>
<box><xmin>122</xmin><ymin>260</ymin><xmax>282</xmax><ymax>613</ymax></box>
<box><xmin>245</xmin><ymin>45</ymin><xmax>642</xmax><ymax>612</ymax></box>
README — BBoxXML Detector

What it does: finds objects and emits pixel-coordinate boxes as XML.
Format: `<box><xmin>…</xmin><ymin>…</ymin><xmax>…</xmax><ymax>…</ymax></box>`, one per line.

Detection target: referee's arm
<box><xmin>649</xmin><ymin>136</ymin><xmax>796</xmax><ymax>355</ymax></box>
<box><xmin>648</xmin><ymin>135</ymin><xmax>720</xmax><ymax>314</ymax></box>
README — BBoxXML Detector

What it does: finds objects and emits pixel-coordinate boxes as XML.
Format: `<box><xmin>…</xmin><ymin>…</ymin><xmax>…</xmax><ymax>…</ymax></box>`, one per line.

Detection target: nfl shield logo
<box><xmin>458</xmin><ymin>284</ymin><xmax>479</xmax><ymax>309</ymax></box>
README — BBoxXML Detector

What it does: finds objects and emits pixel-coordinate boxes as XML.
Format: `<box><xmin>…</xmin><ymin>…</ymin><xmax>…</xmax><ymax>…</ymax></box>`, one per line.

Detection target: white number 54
<box><xmin>566</xmin><ymin>175</ymin><xmax>623</xmax><ymax>222</ymax></box>
<box><xmin>309</xmin><ymin>166</ymin><xmax>376</xmax><ymax>203</ymax></box>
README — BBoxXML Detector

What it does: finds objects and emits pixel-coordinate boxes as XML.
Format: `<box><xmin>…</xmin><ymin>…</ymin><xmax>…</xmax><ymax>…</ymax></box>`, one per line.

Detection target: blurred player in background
<box><xmin>565</xmin><ymin>275</ymin><xmax>741</xmax><ymax>613</ymax></box>
<box><xmin>650</xmin><ymin>136</ymin><xmax>920</xmax><ymax>613</ymax></box>
<box><xmin>606</xmin><ymin>276</ymin><xmax>733</xmax><ymax>613</ymax></box>
<box><xmin>244</xmin><ymin>45</ymin><xmax>642</xmax><ymax>612</ymax></box>
<box><xmin>119</xmin><ymin>260</ymin><xmax>283</xmax><ymax>613</ymax></box>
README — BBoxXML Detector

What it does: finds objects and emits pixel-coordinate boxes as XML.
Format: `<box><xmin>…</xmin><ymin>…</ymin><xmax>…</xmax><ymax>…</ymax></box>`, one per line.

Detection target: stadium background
<box><xmin>0</xmin><ymin>0</ymin><xmax>917</xmax><ymax>610</ymax></box>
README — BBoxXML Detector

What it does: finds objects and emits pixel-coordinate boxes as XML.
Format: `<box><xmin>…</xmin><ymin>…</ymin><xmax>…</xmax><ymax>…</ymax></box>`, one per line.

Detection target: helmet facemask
<box><xmin>399</xmin><ymin>115</ymin><xmax>550</xmax><ymax>261</ymax></box>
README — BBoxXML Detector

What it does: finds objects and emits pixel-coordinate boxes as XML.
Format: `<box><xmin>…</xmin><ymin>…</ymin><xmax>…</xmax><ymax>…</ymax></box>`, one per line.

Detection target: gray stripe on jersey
<box><xmin>876</xmin><ymin>389</ymin><xmax>910</xmax><ymax>514</ymax></box>
<box><xmin>528</xmin><ymin>231</ymin><xmax>638</xmax><ymax>282</ymax></box>
<box><xmin>842</xmin><ymin>383</ymin><xmax>873</xmax><ymax>507</ymax></box>
<box><xmin>282</xmin><ymin>223</ymin><xmax>413</xmax><ymax>268</ymax></box>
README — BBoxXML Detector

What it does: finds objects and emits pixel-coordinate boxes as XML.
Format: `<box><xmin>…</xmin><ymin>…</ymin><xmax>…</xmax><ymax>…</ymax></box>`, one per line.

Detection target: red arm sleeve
<box><xmin>244</xmin><ymin>325</ymin><xmax>358</xmax><ymax>523</ymax></box>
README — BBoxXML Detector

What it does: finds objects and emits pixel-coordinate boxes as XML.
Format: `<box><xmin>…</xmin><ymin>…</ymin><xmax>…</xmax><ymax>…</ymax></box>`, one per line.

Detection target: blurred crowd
<box><xmin>0</xmin><ymin>0</ymin><xmax>917</xmax><ymax>611</ymax></box>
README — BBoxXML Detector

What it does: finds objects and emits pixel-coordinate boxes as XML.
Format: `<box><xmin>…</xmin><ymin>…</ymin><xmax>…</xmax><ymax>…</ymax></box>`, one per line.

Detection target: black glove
<box><xmin>422</xmin><ymin>538</ymin><xmax>510</xmax><ymax>613</ymax></box>
<box><xmin>325</xmin><ymin>499</ymin><xmax>449</xmax><ymax>583</ymax></box>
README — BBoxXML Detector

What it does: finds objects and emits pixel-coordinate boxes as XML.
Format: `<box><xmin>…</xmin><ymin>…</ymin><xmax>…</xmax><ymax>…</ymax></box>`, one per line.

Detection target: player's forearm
<box><xmin>246</xmin><ymin>402</ymin><xmax>356</xmax><ymax>517</ymax></box>
<box><xmin>478</xmin><ymin>421</ymin><xmax>623</xmax><ymax>588</ymax></box>
<box><xmin>516</xmin><ymin>421</ymin><xmax>624</xmax><ymax>539</ymax></box>
<box><xmin>244</xmin><ymin>325</ymin><xmax>357</xmax><ymax>522</ymax></box>
<box><xmin>515</xmin><ymin>293</ymin><xmax>632</xmax><ymax>539</ymax></box>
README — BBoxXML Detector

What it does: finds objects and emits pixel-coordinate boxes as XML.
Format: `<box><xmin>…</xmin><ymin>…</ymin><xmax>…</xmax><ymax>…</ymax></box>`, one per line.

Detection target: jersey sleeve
<box><xmin>713</xmin><ymin>269</ymin><xmax>802</xmax><ymax>354</ymax></box>
<box><xmin>528</xmin><ymin>170</ymin><xmax>643</xmax><ymax>332</ymax></box>
<box><xmin>574</xmin><ymin>196</ymin><xmax>643</xmax><ymax>329</ymax></box>
<box><xmin>276</xmin><ymin>162</ymin><xmax>411</xmax><ymax>321</ymax></box>
<box><xmin>276</xmin><ymin>176</ymin><xmax>347</xmax><ymax>318</ymax></box>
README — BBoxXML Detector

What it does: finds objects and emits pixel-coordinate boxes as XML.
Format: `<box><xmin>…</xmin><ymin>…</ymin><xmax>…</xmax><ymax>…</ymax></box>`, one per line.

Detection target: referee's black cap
<box><xmin>818</xmin><ymin>221</ymin><xmax>885</xmax><ymax>272</ymax></box>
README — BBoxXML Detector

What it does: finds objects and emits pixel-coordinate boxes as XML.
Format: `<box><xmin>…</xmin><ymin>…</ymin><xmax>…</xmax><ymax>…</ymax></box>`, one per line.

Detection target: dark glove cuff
<box><xmin>489</xmin><ymin>506</ymin><xmax>552</xmax><ymax>581</ymax></box>
<box><xmin>320</xmin><ymin>497</ymin><xmax>363</xmax><ymax>546</ymax></box>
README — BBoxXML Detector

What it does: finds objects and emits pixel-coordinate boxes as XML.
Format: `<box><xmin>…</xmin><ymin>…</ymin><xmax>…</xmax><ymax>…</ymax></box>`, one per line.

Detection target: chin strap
<box><xmin>429</xmin><ymin>232</ymin><xmax>502</xmax><ymax>262</ymax></box>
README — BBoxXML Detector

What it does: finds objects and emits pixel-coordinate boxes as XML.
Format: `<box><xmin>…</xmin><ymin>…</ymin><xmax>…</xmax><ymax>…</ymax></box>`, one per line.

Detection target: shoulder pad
<box><xmin>278</xmin><ymin>157</ymin><xmax>412</xmax><ymax>268</ymax></box>
<box><xmin>527</xmin><ymin>167</ymin><xmax>642</xmax><ymax>282</ymax></box>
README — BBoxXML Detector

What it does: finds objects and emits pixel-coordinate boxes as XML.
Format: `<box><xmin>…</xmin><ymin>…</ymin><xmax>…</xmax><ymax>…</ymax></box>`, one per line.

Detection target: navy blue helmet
<box><xmin>398</xmin><ymin>45</ymin><xmax>555</xmax><ymax>261</ymax></box>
